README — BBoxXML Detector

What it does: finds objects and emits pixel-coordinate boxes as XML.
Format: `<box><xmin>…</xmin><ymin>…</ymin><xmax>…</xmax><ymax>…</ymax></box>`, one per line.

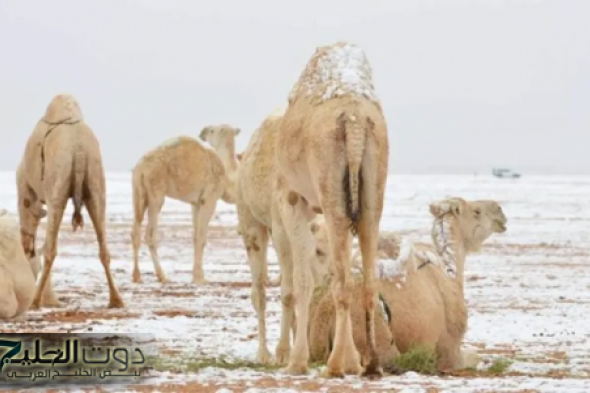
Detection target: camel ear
<box><xmin>199</xmin><ymin>126</ymin><xmax>211</xmax><ymax>141</ymax></box>
<box><xmin>450</xmin><ymin>200</ymin><xmax>462</xmax><ymax>216</ymax></box>
<box><xmin>310</xmin><ymin>221</ymin><xmax>320</xmax><ymax>234</ymax></box>
<box><xmin>234</xmin><ymin>128</ymin><xmax>241</xmax><ymax>136</ymax></box>
<box><xmin>429</xmin><ymin>202</ymin><xmax>448</xmax><ymax>218</ymax></box>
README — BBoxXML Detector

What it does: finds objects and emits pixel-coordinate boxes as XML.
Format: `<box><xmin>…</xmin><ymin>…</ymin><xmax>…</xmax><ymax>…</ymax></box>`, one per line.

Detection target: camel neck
<box><xmin>214</xmin><ymin>139</ymin><xmax>238</xmax><ymax>174</ymax></box>
<box><xmin>431</xmin><ymin>217</ymin><xmax>467</xmax><ymax>288</ymax></box>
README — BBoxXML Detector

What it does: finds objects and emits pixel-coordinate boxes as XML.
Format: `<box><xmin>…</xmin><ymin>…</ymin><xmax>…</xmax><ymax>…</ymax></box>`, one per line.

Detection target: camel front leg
<box><xmin>191</xmin><ymin>193</ymin><xmax>218</xmax><ymax>284</ymax></box>
<box><xmin>237</xmin><ymin>202</ymin><xmax>271</xmax><ymax>364</ymax></box>
<box><xmin>277</xmin><ymin>189</ymin><xmax>316</xmax><ymax>375</ymax></box>
<box><xmin>270</xmin><ymin>211</ymin><xmax>295</xmax><ymax>365</ymax></box>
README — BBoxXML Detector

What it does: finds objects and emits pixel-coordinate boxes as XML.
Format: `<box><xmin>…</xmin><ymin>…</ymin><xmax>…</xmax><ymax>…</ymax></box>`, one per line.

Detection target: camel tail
<box><xmin>339</xmin><ymin>108</ymin><xmax>367</xmax><ymax>236</ymax></box>
<box><xmin>71</xmin><ymin>151</ymin><xmax>87</xmax><ymax>232</ymax></box>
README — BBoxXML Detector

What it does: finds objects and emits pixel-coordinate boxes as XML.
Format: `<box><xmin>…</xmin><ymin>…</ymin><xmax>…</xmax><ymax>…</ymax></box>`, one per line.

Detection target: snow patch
<box><xmin>376</xmin><ymin>237</ymin><xmax>413</xmax><ymax>281</ymax></box>
<box><xmin>289</xmin><ymin>42</ymin><xmax>379</xmax><ymax>105</ymax></box>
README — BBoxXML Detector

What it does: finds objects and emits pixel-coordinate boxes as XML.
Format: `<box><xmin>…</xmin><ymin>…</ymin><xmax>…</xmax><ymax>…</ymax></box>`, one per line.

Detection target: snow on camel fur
<box><xmin>275</xmin><ymin>42</ymin><xmax>389</xmax><ymax>377</ymax></box>
<box><xmin>16</xmin><ymin>94</ymin><xmax>124</xmax><ymax>309</ymax></box>
<box><xmin>235</xmin><ymin>107</ymin><xmax>330</xmax><ymax>365</ymax></box>
<box><xmin>308</xmin><ymin>198</ymin><xmax>508</xmax><ymax>372</ymax></box>
<box><xmin>0</xmin><ymin>210</ymin><xmax>45</xmax><ymax>319</ymax></box>
<box><xmin>131</xmin><ymin>125</ymin><xmax>240</xmax><ymax>284</ymax></box>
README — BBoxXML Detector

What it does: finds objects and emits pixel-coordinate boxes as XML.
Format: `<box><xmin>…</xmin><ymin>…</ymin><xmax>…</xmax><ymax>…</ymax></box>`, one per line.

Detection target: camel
<box><xmin>274</xmin><ymin>42</ymin><xmax>389</xmax><ymax>377</ymax></box>
<box><xmin>16</xmin><ymin>93</ymin><xmax>124</xmax><ymax>309</ymax></box>
<box><xmin>131</xmin><ymin>125</ymin><xmax>240</xmax><ymax>284</ymax></box>
<box><xmin>235</xmin><ymin>107</ymin><xmax>332</xmax><ymax>364</ymax></box>
<box><xmin>0</xmin><ymin>210</ymin><xmax>46</xmax><ymax>319</ymax></box>
<box><xmin>308</xmin><ymin>197</ymin><xmax>508</xmax><ymax>372</ymax></box>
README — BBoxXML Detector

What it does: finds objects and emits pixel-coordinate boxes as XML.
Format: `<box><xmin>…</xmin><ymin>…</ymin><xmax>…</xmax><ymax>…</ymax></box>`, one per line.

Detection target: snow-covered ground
<box><xmin>1</xmin><ymin>171</ymin><xmax>590</xmax><ymax>392</ymax></box>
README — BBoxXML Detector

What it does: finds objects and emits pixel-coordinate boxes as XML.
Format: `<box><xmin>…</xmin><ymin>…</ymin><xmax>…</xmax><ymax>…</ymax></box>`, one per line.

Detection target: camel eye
<box><xmin>316</xmin><ymin>249</ymin><xmax>325</xmax><ymax>257</ymax></box>
<box><xmin>474</xmin><ymin>208</ymin><xmax>481</xmax><ymax>216</ymax></box>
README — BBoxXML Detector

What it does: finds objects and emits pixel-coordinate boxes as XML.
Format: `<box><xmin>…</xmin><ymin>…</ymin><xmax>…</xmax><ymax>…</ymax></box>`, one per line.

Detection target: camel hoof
<box><xmin>362</xmin><ymin>364</ymin><xmax>383</xmax><ymax>380</ymax></box>
<box><xmin>280</xmin><ymin>363</ymin><xmax>308</xmax><ymax>376</ymax></box>
<box><xmin>41</xmin><ymin>298</ymin><xmax>63</xmax><ymax>308</ymax></box>
<box><xmin>257</xmin><ymin>347</ymin><xmax>272</xmax><ymax>365</ymax></box>
<box><xmin>108</xmin><ymin>298</ymin><xmax>125</xmax><ymax>308</ymax></box>
<box><xmin>158</xmin><ymin>277</ymin><xmax>171</xmax><ymax>284</ymax></box>
<box><xmin>192</xmin><ymin>277</ymin><xmax>207</xmax><ymax>285</ymax></box>
<box><xmin>275</xmin><ymin>346</ymin><xmax>291</xmax><ymax>365</ymax></box>
<box><xmin>132</xmin><ymin>272</ymin><xmax>142</xmax><ymax>283</ymax></box>
<box><xmin>29</xmin><ymin>301</ymin><xmax>41</xmax><ymax>310</ymax></box>
<box><xmin>319</xmin><ymin>366</ymin><xmax>345</xmax><ymax>379</ymax></box>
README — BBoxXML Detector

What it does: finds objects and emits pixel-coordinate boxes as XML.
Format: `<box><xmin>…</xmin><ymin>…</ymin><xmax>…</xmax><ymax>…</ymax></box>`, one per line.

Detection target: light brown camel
<box><xmin>17</xmin><ymin>93</ymin><xmax>124</xmax><ymax>309</ymax></box>
<box><xmin>308</xmin><ymin>198</ymin><xmax>508</xmax><ymax>372</ymax></box>
<box><xmin>0</xmin><ymin>209</ymin><xmax>46</xmax><ymax>319</ymax></box>
<box><xmin>235</xmin><ymin>107</ymin><xmax>330</xmax><ymax>364</ymax></box>
<box><xmin>275</xmin><ymin>42</ymin><xmax>389</xmax><ymax>377</ymax></box>
<box><xmin>131</xmin><ymin>125</ymin><xmax>240</xmax><ymax>284</ymax></box>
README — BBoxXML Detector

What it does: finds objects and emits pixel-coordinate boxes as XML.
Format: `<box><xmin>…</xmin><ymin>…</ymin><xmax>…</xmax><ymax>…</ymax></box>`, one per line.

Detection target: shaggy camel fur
<box><xmin>275</xmin><ymin>42</ymin><xmax>389</xmax><ymax>377</ymax></box>
<box><xmin>131</xmin><ymin>125</ymin><xmax>240</xmax><ymax>284</ymax></box>
<box><xmin>308</xmin><ymin>198</ymin><xmax>508</xmax><ymax>372</ymax></box>
<box><xmin>16</xmin><ymin>94</ymin><xmax>124</xmax><ymax>309</ymax></box>
<box><xmin>0</xmin><ymin>210</ymin><xmax>45</xmax><ymax>319</ymax></box>
<box><xmin>235</xmin><ymin>108</ymin><xmax>330</xmax><ymax>364</ymax></box>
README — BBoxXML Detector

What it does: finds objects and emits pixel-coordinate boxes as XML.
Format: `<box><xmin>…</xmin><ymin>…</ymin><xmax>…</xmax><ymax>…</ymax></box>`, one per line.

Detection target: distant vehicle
<box><xmin>492</xmin><ymin>168</ymin><xmax>521</xmax><ymax>178</ymax></box>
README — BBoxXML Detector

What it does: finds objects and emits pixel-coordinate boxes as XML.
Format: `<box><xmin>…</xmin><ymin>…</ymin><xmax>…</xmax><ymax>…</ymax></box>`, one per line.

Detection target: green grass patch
<box><xmin>145</xmin><ymin>354</ymin><xmax>281</xmax><ymax>373</ymax></box>
<box><xmin>486</xmin><ymin>357</ymin><xmax>513</xmax><ymax>375</ymax></box>
<box><xmin>391</xmin><ymin>345</ymin><xmax>438</xmax><ymax>375</ymax></box>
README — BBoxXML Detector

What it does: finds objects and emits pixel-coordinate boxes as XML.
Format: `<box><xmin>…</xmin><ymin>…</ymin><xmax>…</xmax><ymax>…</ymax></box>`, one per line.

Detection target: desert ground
<box><xmin>1</xmin><ymin>171</ymin><xmax>589</xmax><ymax>392</ymax></box>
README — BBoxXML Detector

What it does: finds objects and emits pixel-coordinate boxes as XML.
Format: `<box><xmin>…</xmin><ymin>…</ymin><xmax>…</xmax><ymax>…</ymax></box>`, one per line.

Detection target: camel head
<box><xmin>199</xmin><ymin>124</ymin><xmax>240</xmax><ymax>154</ymax></box>
<box><xmin>429</xmin><ymin>197</ymin><xmax>507</xmax><ymax>255</ymax></box>
<box><xmin>43</xmin><ymin>94</ymin><xmax>83</xmax><ymax>125</ymax></box>
<box><xmin>309</xmin><ymin>216</ymin><xmax>333</xmax><ymax>286</ymax></box>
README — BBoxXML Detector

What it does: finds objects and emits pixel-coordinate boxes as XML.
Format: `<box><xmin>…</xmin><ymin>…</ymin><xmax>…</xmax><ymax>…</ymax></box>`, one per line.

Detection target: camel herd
<box><xmin>0</xmin><ymin>41</ymin><xmax>509</xmax><ymax>379</ymax></box>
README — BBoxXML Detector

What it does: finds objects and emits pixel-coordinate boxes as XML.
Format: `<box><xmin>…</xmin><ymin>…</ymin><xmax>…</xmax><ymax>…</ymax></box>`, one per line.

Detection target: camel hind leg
<box><xmin>356</xmin><ymin>143</ymin><xmax>387</xmax><ymax>378</ymax></box>
<box><xmin>191</xmin><ymin>186</ymin><xmax>220</xmax><ymax>284</ymax></box>
<box><xmin>131</xmin><ymin>184</ymin><xmax>148</xmax><ymax>283</ymax></box>
<box><xmin>31</xmin><ymin>197</ymin><xmax>67</xmax><ymax>310</ymax></box>
<box><xmin>320</xmin><ymin>212</ymin><xmax>361</xmax><ymax>378</ymax></box>
<box><xmin>84</xmin><ymin>191</ymin><xmax>125</xmax><ymax>309</ymax></box>
<box><xmin>237</xmin><ymin>201</ymin><xmax>271</xmax><ymax>363</ymax></box>
<box><xmin>145</xmin><ymin>193</ymin><xmax>167</xmax><ymax>283</ymax></box>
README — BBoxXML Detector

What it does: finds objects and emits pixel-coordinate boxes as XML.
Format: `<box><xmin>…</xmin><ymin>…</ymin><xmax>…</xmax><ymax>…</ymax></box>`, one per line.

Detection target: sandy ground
<box><xmin>1</xmin><ymin>172</ymin><xmax>590</xmax><ymax>392</ymax></box>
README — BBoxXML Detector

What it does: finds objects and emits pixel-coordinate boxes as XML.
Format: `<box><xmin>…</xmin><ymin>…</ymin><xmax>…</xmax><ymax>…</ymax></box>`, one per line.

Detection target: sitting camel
<box><xmin>275</xmin><ymin>42</ymin><xmax>389</xmax><ymax>377</ymax></box>
<box><xmin>235</xmin><ymin>107</ymin><xmax>332</xmax><ymax>364</ymax></box>
<box><xmin>17</xmin><ymin>93</ymin><xmax>125</xmax><ymax>309</ymax></box>
<box><xmin>0</xmin><ymin>209</ymin><xmax>46</xmax><ymax>319</ymax></box>
<box><xmin>131</xmin><ymin>125</ymin><xmax>240</xmax><ymax>284</ymax></box>
<box><xmin>308</xmin><ymin>197</ymin><xmax>508</xmax><ymax>372</ymax></box>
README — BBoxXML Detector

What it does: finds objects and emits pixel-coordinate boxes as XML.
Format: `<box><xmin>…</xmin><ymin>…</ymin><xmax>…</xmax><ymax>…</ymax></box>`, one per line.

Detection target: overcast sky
<box><xmin>0</xmin><ymin>0</ymin><xmax>588</xmax><ymax>174</ymax></box>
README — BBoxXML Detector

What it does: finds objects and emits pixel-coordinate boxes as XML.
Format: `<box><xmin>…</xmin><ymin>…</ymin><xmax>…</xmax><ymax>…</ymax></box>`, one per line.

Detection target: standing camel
<box><xmin>131</xmin><ymin>125</ymin><xmax>240</xmax><ymax>284</ymax></box>
<box><xmin>17</xmin><ymin>93</ymin><xmax>124</xmax><ymax>309</ymax></box>
<box><xmin>274</xmin><ymin>42</ymin><xmax>389</xmax><ymax>377</ymax></box>
<box><xmin>235</xmin><ymin>107</ymin><xmax>331</xmax><ymax>364</ymax></box>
